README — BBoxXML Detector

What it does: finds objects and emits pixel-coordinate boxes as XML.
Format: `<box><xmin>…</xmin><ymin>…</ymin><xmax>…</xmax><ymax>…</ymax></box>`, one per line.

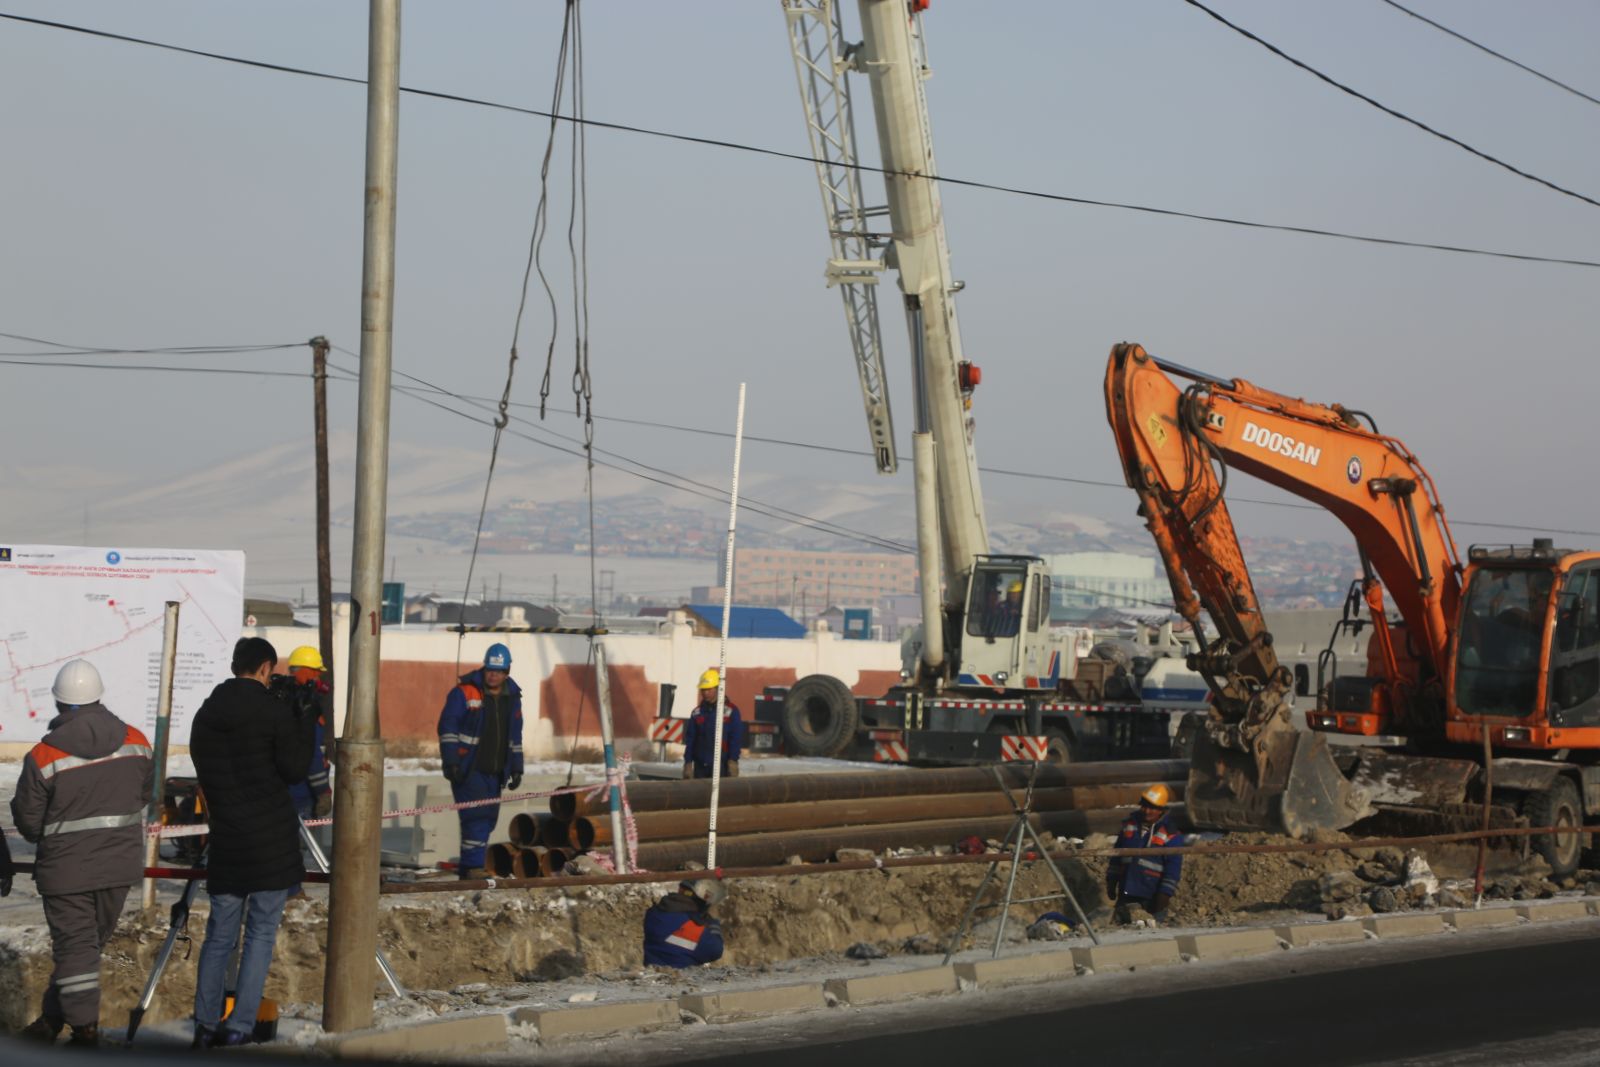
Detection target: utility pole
<box><xmin>323</xmin><ymin>0</ymin><xmax>399</xmax><ymax>1034</ymax></box>
<box><xmin>310</xmin><ymin>336</ymin><xmax>335</xmax><ymax>687</ymax></box>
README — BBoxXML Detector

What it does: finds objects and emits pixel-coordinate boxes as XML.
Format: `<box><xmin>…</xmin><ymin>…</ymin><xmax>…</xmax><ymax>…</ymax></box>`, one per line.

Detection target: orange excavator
<box><xmin>1104</xmin><ymin>342</ymin><xmax>1600</xmax><ymax>872</ymax></box>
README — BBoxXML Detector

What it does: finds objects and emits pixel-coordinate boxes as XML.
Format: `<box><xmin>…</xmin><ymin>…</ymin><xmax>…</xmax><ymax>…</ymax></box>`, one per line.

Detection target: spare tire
<box><xmin>781</xmin><ymin>674</ymin><xmax>860</xmax><ymax>758</ymax></box>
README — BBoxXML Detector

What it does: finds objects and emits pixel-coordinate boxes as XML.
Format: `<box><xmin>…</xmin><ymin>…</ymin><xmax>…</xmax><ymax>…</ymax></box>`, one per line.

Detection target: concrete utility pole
<box><xmin>323</xmin><ymin>0</ymin><xmax>400</xmax><ymax>1034</ymax></box>
<box><xmin>310</xmin><ymin>336</ymin><xmax>335</xmax><ymax>688</ymax></box>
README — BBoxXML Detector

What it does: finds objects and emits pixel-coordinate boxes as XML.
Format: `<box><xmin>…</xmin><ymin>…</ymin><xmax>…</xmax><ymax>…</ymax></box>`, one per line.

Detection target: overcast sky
<box><xmin>2</xmin><ymin>1</ymin><xmax>1597</xmax><ymax>560</ymax></box>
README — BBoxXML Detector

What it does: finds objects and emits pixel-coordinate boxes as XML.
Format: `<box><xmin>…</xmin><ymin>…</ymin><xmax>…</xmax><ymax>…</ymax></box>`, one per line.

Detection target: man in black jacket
<box><xmin>189</xmin><ymin>637</ymin><xmax>314</xmax><ymax>1048</ymax></box>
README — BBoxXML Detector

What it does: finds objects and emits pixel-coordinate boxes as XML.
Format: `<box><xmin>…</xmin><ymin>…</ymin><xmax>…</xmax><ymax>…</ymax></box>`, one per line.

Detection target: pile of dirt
<box><xmin>1158</xmin><ymin>831</ymin><xmax>1361</xmax><ymax>925</ymax></box>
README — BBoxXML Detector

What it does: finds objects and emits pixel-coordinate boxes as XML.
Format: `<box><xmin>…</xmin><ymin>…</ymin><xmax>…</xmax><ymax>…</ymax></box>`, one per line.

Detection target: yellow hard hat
<box><xmin>288</xmin><ymin>646</ymin><xmax>325</xmax><ymax>672</ymax></box>
<box><xmin>1140</xmin><ymin>783</ymin><xmax>1170</xmax><ymax>808</ymax></box>
<box><xmin>1007</xmin><ymin>580</ymin><xmax>1024</xmax><ymax>594</ymax></box>
<box><xmin>698</xmin><ymin>668</ymin><xmax>721</xmax><ymax>691</ymax></box>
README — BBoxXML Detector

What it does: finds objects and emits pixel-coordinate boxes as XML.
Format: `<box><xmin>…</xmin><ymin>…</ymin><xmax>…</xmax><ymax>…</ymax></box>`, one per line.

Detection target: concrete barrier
<box><xmin>823</xmin><ymin>966</ymin><xmax>958</xmax><ymax>1006</ymax></box>
<box><xmin>679</xmin><ymin>985</ymin><xmax>826</xmax><ymax>1023</ymax></box>
<box><xmin>1361</xmin><ymin>914</ymin><xmax>1444</xmax><ymax>938</ymax></box>
<box><xmin>1445</xmin><ymin>908</ymin><xmax>1522</xmax><ymax>930</ymax></box>
<box><xmin>1273</xmin><ymin>921</ymin><xmax>1367</xmax><ymax>947</ymax></box>
<box><xmin>514</xmin><ymin>1000</ymin><xmax>680</xmax><ymax>1043</ymax></box>
<box><xmin>952</xmin><ymin>951</ymin><xmax>1078</xmax><ymax>988</ymax></box>
<box><xmin>1175</xmin><ymin>928</ymin><xmax>1283</xmax><ymax>961</ymax></box>
<box><xmin>320</xmin><ymin>1013</ymin><xmax>508</xmax><ymax>1058</ymax></box>
<box><xmin>1070</xmin><ymin>939</ymin><xmax>1182</xmax><ymax>972</ymax></box>
<box><xmin>1516</xmin><ymin>901</ymin><xmax>1591</xmax><ymax>922</ymax></box>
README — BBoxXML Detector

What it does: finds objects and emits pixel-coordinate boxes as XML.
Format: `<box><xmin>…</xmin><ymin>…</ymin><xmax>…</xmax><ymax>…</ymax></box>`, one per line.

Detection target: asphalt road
<box><xmin>671</xmin><ymin>923</ymin><xmax>1600</xmax><ymax>1067</ymax></box>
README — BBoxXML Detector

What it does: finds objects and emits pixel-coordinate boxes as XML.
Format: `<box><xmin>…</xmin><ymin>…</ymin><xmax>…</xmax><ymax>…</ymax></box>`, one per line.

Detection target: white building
<box><xmin>1045</xmin><ymin>551</ymin><xmax>1168</xmax><ymax>618</ymax></box>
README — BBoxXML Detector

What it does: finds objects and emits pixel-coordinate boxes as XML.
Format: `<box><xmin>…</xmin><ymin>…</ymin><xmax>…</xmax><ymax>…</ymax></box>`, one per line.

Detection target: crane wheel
<box><xmin>1044</xmin><ymin>729</ymin><xmax>1075</xmax><ymax>765</ymax></box>
<box><xmin>780</xmin><ymin>674</ymin><xmax>860</xmax><ymax>758</ymax></box>
<box><xmin>1525</xmin><ymin>777</ymin><xmax>1583</xmax><ymax>877</ymax></box>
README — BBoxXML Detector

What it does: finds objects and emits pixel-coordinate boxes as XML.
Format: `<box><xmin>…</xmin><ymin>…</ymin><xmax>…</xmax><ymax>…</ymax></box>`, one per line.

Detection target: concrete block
<box><xmin>514</xmin><ymin>1000</ymin><xmax>679</xmax><ymax>1043</ymax></box>
<box><xmin>1273</xmin><ymin>922</ymin><xmax>1367</xmax><ymax>947</ymax></box>
<box><xmin>1361</xmin><ymin>914</ymin><xmax>1445</xmax><ymax>939</ymax></box>
<box><xmin>1445</xmin><ymin>908</ymin><xmax>1522</xmax><ymax>930</ymax></box>
<box><xmin>320</xmin><ymin>1012</ymin><xmax>507</xmax><ymax>1058</ymax></box>
<box><xmin>952</xmin><ymin>951</ymin><xmax>1078</xmax><ymax>988</ymax></box>
<box><xmin>1070</xmin><ymin>938</ymin><xmax>1182</xmax><ymax>972</ymax></box>
<box><xmin>678</xmin><ymin>984</ymin><xmax>826</xmax><ymax>1022</ymax></box>
<box><xmin>823</xmin><ymin>965</ymin><xmax>957</xmax><ymax>1006</ymax></box>
<box><xmin>1515</xmin><ymin>900</ymin><xmax>1591</xmax><ymax>923</ymax></box>
<box><xmin>1176</xmin><ymin>928</ymin><xmax>1283</xmax><ymax>961</ymax></box>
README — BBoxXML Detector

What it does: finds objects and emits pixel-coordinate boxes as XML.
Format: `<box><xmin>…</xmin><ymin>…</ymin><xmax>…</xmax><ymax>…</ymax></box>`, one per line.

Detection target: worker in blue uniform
<box><xmin>681</xmin><ymin>668</ymin><xmax>743</xmax><ymax>780</ymax></box>
<box><xmin>437</xmin><ymin>644</ymin><xmax>523</xmax><ymax>879</ymax></box>
<box><xmin>643</xmin><ymin>879</ymin><xmax>726</xmax><ymax>968</ymax></box>
<box><xmin>1106</xmin><ymin>783</ymin><xmax>1185</xmax><ymax>924</ymax></box>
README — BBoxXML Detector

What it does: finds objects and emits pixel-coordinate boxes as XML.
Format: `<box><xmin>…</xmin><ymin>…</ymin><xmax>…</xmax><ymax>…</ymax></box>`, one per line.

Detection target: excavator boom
<box><xmin>1104</xmin><ymin>343</ymin><xmax>1465</xmax><ymax>835</ymax></box>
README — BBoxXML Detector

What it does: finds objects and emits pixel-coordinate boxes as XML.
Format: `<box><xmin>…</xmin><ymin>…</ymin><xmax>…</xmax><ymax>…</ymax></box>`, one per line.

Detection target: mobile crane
<box><xmin>1105</xmin><ymin>341</ymin><xmax>1600</xmax><ymax>871</ymax></box>
<box><xmin>750</xmin><ymin>2</ymin><xmax>1209</xmax><ymax>765</ymax></box>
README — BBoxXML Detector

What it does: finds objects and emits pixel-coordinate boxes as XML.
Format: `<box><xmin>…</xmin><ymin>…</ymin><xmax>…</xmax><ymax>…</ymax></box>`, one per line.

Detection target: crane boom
<box><xmin>855</xmin><ymin>0</ymin><xmax>990</xmax><ymax>609</ymax></box>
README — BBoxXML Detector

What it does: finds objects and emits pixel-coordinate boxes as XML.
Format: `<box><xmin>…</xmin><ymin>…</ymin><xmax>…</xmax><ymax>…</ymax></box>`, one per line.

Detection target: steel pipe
<box><xmin>486</xmin><ymin>843</ymin><xmax>518</xmax><ymax>878</ymax></box>
<box><xmin>630</xmin><ymin>807</ymin><xmax>1130</xmax><ymax>870</ymax></box>
<box><xmin>539</xmin><ymin>818</ymin><xmax>573</xmax><ymax>850</ymax></box>
<box><xmin>588</xmin><ymin>782</ymin><xmax>1183</xmax><ymax>847</ymax></box>
<box><xmin>566</xmin><ymin>818</ymin><xmax>597</xmax><ymax>853</ymax></box>
<box><xmin>509</xmin><ymin>813</ymin><xmax>555</xmax><ymax>848</ymax></box>
<box><xmin>552</xmin><ymin>760</ymin><xmax>1190</xmax><ymax>819</ymax></box>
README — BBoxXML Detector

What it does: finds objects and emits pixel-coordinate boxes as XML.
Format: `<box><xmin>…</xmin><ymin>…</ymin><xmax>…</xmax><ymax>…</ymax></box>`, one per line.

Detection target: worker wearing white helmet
<box><xmin>12</xmin><ymin>659</ymin><xmax>153</xmax><ymax>1047</ymax></box>
<box><xmin>642</xmin><ymin>878</ymin><xmax>727</xmax><ymax>968</ymax></box>
<box><xmin>681</xmin><ymin>668</ymin><xmax>743</xmax><ymax>780</ymax></box>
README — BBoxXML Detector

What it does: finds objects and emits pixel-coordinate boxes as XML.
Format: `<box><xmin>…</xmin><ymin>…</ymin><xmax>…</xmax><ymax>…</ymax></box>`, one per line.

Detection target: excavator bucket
<box><xmin>1186</xmin><ymin>726</ymin><xmax>1372</xmax><ymax>839</ymax></box>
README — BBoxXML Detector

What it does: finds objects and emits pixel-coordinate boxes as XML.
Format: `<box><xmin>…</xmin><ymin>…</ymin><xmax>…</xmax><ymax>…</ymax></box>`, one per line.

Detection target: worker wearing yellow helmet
<box><xmin>988</xmin><ymin>576</ymin><xmax>1026</xmax><ymax>638</ymax></box>
<box><xmin>681</xmin><ymin>668</ymin><xmax>743</xmax><ymax>781</ymax></box>
<box><xmin>282</xmin><ymin>646</ymin><xmax>333</xmax><ymax>821</ymax></box>
<box><xmin>1105</xmin><ymin>782</ymin><xmax>1186</xmax><ymax>924</ymax></box>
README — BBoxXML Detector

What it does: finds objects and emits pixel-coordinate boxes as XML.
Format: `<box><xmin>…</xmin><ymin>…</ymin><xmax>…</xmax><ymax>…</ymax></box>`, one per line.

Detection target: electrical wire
<box><xmin>1377</xmin><ymin>0</ymin><xmax>1600</xmax><ymax>109</ymax></box>
<box><xmin>1182</xmin><ymin>0</ymin><xmax>1600</xmax><ymax>210</ymax></box>
<box><xmin>0</xmin><ymin>358</ymin><xmax>317</xmax><ymax>378</ymax></box>
<box><xmin>2</xmin><ymin>10</ymin><xmax>1597</xmax><ymax>269</ymax></box>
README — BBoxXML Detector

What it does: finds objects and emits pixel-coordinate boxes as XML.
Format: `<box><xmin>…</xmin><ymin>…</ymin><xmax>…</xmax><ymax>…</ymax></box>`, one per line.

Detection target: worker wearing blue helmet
<box><xmin>437</xmin><ymin>643</ymin><xmax>524</xmax><ymax>878</ymax></box>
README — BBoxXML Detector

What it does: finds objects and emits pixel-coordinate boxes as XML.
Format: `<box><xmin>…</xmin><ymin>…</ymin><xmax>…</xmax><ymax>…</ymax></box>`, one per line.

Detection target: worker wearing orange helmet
<box><xmin>681</xmin><ymin>668</ymin><xmax>743</xmax><ymax>780</ymax></box>
<box><xmin>1105</xmin><ymin>783</ymin><xmax>1185</xmax><ymax>924</ymax></box>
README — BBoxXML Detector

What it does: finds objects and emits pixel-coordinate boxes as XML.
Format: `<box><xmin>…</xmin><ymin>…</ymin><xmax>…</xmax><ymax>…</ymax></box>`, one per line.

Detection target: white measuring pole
<box><xmin>142</xmin><ymin>601</ymin><xmax>181</xmax><ymax>908</ymax></box>
<box><xmin>706</xmin><ymin>382</ymin><xmax>748</xmax><ymax>870</ymax></box>
<box><xmin>592</xmin><ymin>639</ymin><xmax>628</xmax><ymax>872</ymax></box>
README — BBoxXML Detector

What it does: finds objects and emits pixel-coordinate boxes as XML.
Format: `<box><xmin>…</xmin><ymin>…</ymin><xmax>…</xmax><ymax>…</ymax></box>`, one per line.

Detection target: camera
<box><xmin>268</xmin><ymin>674</ymin><xmax>321</xmax><ymax>719</ymax></box>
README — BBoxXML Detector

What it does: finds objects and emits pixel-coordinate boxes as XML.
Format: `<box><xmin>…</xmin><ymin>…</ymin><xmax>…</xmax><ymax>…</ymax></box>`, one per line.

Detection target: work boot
<box><xmin>66</xmin><ymin>1024</ymin><xmax>99</xmax><ymax>1048</ymax></box>
<box><xmin>211</xmin><ymin>1027</ymin><xmax>252</xmax><ymax>1048</ymax></box>
<box><xmin>191</xmin><ymin>1024</ymin><xmax>217</xmax><ymax>1049</ymax></box>
<box><xmin>458</xmin><ymin>866</ymin><xmax>489</xmax><ymax>881</ymax></box>
<box><xmin>19</xmin><ymin>1015</ymin><xmax>64</xmax><ymax>1042</ymax></box>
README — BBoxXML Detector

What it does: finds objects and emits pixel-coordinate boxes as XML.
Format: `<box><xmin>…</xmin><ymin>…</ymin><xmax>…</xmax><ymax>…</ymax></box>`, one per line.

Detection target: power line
<box><xmin>3</xmin><ymin>10</ymin><xmax>1598</xmax><ymax>269</ymax></box>
<box><xmin>1182</xmin><ymin>0</ymin><xmax>1600</xmax><ymax>210</ymax></box>
<box><xmin>7</xmin><ymin>349</ymin><xmax>1597</xmax><ymax>543</ymax></box>
<box><xmin>1378</xmin><ymin>0</ymin><xmax>1600</xmax><ymax>109</ymax></box>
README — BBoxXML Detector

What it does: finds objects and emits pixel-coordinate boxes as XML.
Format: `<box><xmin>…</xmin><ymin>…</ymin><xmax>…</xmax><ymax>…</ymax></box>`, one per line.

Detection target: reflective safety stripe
<box><xmin>439</xmin><ymin>733</ymin><xmax>461</xmax><ymax>744</ymax></box>
<box><xmin>1137</xmin><ymin>859</ymin><xmax>1165</xmax><ymax>872</ymax></box>
<box><xmin>56</xmin><ymin>971</ymin><xmax>99</xmax><ymax>992</ymax></box>
<box><xmin>41</xmin><ymin>811</ymin><xmax>142</xmax><ymax>837</ymax></box>
<box><xmin>36</xmin><ymin>743</ymin><xmax>153</xmax><ymax>779</ymax></box>
<box><xmin>455</xmin><ymin>733</ymin><xmax>480</xmax><ymax>746</ymax></box>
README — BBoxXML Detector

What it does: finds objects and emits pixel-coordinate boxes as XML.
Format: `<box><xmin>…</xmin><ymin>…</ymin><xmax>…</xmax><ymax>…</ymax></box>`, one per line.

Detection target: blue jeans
<box><xmin>194</xmin><ymin>888</ymin><xmax>290</xmax><ymax>1034</ymax></box>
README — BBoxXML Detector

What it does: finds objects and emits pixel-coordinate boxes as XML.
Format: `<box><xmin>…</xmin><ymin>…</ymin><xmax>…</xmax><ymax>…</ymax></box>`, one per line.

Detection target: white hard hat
<box><xmin>53</xmin><ymin>659</ymin><xmax>105</xmax><ymax>705</ymax></box>
<box><xmin>682</xmin><ymin>878</ymin><xmax>727</xmax><ymax>908</ymax></box>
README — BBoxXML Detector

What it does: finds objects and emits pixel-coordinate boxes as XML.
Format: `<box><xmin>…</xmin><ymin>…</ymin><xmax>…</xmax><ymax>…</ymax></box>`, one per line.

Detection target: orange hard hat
<box><xmin>1140</xmin><ymin>783</ymin><xmax>1170</xmax><ymax>808</ymax></box>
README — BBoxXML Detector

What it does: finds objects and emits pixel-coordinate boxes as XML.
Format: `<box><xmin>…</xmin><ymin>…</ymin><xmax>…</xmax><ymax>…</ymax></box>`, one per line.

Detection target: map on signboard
<box><xmin>0</xmin><ymin>544</ymin><xmax>245</xmax><ymax>743</ymax></box>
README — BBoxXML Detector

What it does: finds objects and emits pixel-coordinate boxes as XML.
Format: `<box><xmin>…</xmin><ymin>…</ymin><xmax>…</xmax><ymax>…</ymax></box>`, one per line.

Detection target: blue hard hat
<box><xmin>484</xmin><ymin>643</ymin><xmax>512</xmax><ymax>670</ymax></box>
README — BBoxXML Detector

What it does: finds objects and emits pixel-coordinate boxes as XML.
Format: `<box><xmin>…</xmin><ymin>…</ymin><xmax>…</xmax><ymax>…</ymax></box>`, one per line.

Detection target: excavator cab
<box><xmin>1448</xmin><ymin>541</ymin><xmax>1600</xmax><ymax>741</ymax></box>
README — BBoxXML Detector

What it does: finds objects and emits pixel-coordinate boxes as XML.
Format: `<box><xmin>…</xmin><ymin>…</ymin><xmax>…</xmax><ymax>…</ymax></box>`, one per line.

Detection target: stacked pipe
<box><xmin>527</xmin><ymin>759</ymin><xmax>1187</xmax><ymax>872</ymax></box>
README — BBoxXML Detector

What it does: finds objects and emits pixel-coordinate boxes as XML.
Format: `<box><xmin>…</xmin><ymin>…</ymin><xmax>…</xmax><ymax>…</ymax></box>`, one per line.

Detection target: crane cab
<box><xmin>1446</xmin><ymin>540</ymin><xmax>1600</xmax><ymax>748</ymax></box>
<box><xmin>955</xmin><ymin>556</ymin><xmax>1068</xmax><ymax>691</ymax></box>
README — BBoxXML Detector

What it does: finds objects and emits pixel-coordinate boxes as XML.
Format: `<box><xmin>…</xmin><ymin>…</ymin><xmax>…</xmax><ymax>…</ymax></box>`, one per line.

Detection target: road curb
<box><xmin>1176</xmin><ymin>928</ymin><xmax>1283</xmax><ymax>961</ymax></box>
<box><xmin>1274</xmin><ymin>920</ymin><xmax>1367</xmax><ymax>947</ymax></box>
<box><xmin>1071</xmin><ymin>938</ymin><xmax>1182</xmax><ymax>972</ymax></box>
<box><xmin>824</xmin><ymin>965</ymin><xmax>958</xmax><ymax>1005</ymax></box>
<box><xmin>1362</xmin><ymin>913</ymin><xmax>1445</xmax><ymax>938</ymax></box>
<box><xmin>515</xmin><ymin>999</ymin><xmax>680</xmax><ymax>1043</ymax></box>
<box><xmin>319</xmin><ymin>1012</ymin><xmax>508</xmax><ymax>1058</ymax></box>
<box><xmin>678</xmin><ymin>984</ymin><xmax>827</xmax><ymax>1022</ymax></box>
<box><xmin>952</xmin><ymin>950</ymin><xmax>1078</xmax><ymax>988</ymax></box>
<box><xmin>1445</xmin><ymin>908</ymin><xmax>1522</xmax><ymax>930</ymax></box>
<box><xmin>1516</xmin><ymin>900</ymin><xmax>1589</xmax><ymax>922</ymax></box>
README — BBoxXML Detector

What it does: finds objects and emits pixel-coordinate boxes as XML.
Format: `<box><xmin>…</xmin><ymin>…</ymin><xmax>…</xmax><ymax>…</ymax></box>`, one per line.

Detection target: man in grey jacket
<box><xmin>12</xmin><ymin>659</ymin><xmax>153</xmax><ymax>1047</ymax></box>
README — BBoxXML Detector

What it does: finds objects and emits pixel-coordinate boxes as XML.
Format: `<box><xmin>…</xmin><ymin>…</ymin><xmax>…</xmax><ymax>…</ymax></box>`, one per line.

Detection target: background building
<box><xmin>720</xmin><ymin>548</ymin><xmax>919</xmax><ymax>613</ymax></box>
<box><xmin>1045</xmin><ymin>551</ymin><xmax>1168</xmax><ymax>621</ymax></box>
